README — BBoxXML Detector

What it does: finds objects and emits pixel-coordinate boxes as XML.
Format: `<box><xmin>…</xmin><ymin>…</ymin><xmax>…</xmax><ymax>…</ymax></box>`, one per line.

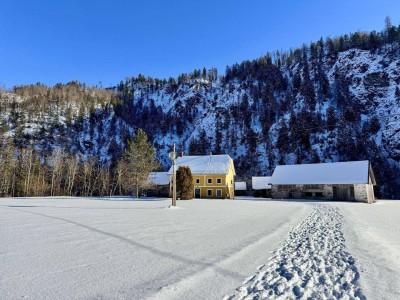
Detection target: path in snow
<box><xmin>226</xmin><ymin>204</ymin><xmax>365</xmax><ymax>300</ymax></box>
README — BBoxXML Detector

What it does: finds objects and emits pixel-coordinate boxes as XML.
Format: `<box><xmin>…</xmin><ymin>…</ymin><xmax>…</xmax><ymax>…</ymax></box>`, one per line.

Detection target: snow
<box><xmin>1</xmin><ymin>197</ymin><xmax>399</xmax><ymax>299</ymax></box>
<box><xmin>252</xmin><ymin>176</ymin><xmax>272</xmax><ymax>190</ymax></box>
<box><xmin>270</xmin><ymin>161</ymin><xmax>372</xmax><ymax>185</ymax></box>
<box><xmin>148</xmin><ymin>172</ymin><xmax>170</xmax><ymax>185</ymax></box>
<box><xmin>234</xmin><ymin>182</ymin><xmax>247</xmax><ymax>191</ymax></box>
<box><xmin>168</xmin><ymin>154</ymin><xmax>235</xmax><ymax>175</ymax></box>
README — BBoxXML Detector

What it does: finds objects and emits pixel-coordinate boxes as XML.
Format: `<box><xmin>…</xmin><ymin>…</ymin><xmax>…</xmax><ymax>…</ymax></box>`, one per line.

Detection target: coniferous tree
<box><xmin>176</xmin><ymin>166</ymin><xmax>193</xmax><ymax>200</ymax></box>
<box><xmin>120</xmin><ymin>129</ymin><xmax>159</xmax><ymax>198</ymax></box>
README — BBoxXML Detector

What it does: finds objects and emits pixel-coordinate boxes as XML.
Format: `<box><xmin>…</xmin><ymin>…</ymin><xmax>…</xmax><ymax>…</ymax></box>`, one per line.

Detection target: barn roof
<box><xmin>234</xmin><ymin>182</ymin><xmax>247</xmax><ymax>191</ymax></box>
<box><xmin>252</xmin><ymin>176</ymin><xmax>272</xmax><ymax>190</ymax></box>
<box><xmin>168</xmin><ymin>155</ymin><xmax>235</xmax><ymax>175</ymax></box>
<box><xmin>270</xmin><ymin>161</ymin><xmax>375</xmax><ymax>185</ymax></box>
<box><xmin>148</xmin><ymin>172</ymin><xmax>170</xmax><ymax>185</ymax></box>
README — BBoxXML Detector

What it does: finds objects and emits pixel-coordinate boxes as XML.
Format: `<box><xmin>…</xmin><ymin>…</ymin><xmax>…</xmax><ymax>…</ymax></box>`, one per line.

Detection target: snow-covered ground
<box><xmin>0</xmin><ymin>197</ymin><xmax>399</xmax><ymax>299</ymax></box>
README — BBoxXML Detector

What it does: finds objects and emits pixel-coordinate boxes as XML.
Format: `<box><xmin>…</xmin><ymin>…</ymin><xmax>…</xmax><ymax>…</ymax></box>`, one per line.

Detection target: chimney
<box><xmin>179</xmin><ymin>152</ymin><xmax>184</xmax><ymax>157</ymax></box>
<box><xmin>209</xmin><ymin>152</ymin><xmax>212</xmax><ymax>162</ymax></box>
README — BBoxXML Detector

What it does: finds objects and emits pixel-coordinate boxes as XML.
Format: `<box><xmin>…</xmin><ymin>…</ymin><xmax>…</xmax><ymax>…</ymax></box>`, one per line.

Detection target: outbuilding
<box><xmin>270</xmin><ymin>160</ymin><xmax>376</xmax><ymax>203</ymax></box>
<box><xmin>145</xmin><ymin>172</ymin><xmax>170</xmax><ymax>197</ymax></box>
<box><xmin>234</xmin><ymin>181</ymin><xmax>247</xmax><ymax>196</ymax></box>
<box><xmin>252</xmin><ymin>176</ymin><xmax>271</xmax><ymax>198</ymax></box>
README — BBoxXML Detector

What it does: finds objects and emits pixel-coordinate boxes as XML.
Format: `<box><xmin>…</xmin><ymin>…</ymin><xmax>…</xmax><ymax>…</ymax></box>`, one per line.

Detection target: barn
<box><xmin>234</xmin><ymin>181</ymin><xmax>247</xmax><ymax>196</ymax></box>
<box><xmin>270</xmin><ymin>161</ymin><xmax>376</xmax><ymax>203</ymax></box>
<box><xmin>145</xmin><ymin>172</ymin><xmax>170</xmax><ymax>197</ymax></box>
<box><xmin>252</xmin><ymin>176</ymin><xmax>271</xmax><ymax>198</ymax></box>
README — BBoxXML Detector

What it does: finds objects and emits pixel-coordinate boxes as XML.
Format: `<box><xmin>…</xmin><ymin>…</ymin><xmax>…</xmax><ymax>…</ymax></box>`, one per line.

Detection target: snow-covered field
<box><xmin>1</xmin><ymin>197</ymin><xmax>399</xmax><ymax>299</ymax></box>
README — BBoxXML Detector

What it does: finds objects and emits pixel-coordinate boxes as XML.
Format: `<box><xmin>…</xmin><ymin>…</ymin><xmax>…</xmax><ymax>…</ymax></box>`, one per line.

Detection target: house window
<box><xmin>217</xmin><ymin>178</ymin><xmax>222</xmax><ymax>184</ymax></box>
<box><xmin>207</xmin><ymin>189</ymin><xmax>213</xmax><ymax>197</ymax></box>
<box><xmin>207</xmin><ymin>178</ymin><xmax>212</xmax><ymax>184</ymax></box>
<box><xmin>216</xmin><ymin>189</ymin><xmax>222</xmax><ymax>197</ymax></box>
<box><xmin>195</xmin><ymin>178</ymin><xmax>200</xmax><ymax>184</ymax></box>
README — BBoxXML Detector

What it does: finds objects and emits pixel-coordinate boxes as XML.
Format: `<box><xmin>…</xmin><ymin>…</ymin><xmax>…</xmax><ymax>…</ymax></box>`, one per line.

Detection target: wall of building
<box><xmin>271</xmin><ymin>185</ymin><xmax>333</xmax><ymax>200</ymax></box>
<box><xmin>354</xmin><ymin>184</ymin><xmax>375</xmax><ymax>203</ymax></box>
<box><xmin>192</xmin><ymin>174</ymin><xmax>234</xmax><ymax>199</ymax></box>
<box><xmin>271</xmin><ymin>184</ymin><xmax>374</xmax><ymax>203</ymax></box>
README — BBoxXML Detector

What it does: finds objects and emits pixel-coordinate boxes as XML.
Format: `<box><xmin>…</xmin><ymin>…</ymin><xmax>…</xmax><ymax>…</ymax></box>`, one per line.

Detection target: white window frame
<box><xmin>207</xmin><ymin>178</ymin><xmax>212</xmax><ymax>184</ymax></box>
<box><xmin>195</xmin><ymin>178</ymin><xmax>200</xmax><ymax>184</ymax></box>
<box><xmin>207</xmin><ymin>189</ymin><xmax>213</xmax><ymax>197</ymax></box>
<box><xmin>216</xmin><ymin>189</ymin><xmax>222</xmax><ymax>197</ymax></box>
<box><xmin>217</xmin><ymin>178</ymin><xmax>222</xmax><ymax>184</ymax></box>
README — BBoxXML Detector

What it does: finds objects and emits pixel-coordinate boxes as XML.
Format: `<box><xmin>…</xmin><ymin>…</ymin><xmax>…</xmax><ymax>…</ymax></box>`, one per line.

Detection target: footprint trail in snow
<box><xmin>225</xmin><ymin>204</ymin><xmax>365</xmax><ymax>300</ymax></box>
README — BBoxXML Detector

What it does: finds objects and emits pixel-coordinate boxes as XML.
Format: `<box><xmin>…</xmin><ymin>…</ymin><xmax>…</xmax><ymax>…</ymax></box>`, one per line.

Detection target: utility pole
<box><xmin>169</xmin><ymin>144</ymin><xmax>177</xmax><ymax>206</ymax></box>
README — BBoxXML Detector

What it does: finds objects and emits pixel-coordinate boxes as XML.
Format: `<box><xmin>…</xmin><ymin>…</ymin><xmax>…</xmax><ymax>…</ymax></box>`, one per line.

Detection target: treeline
<box><xmin>0</xmin><ymin>129</ymin><xmax>159</xmax><ymax>198</ymax></box>
<box><xmin>224</xmin><ymin>16</ymin><xmax>400</xmax><ymax>82</ymax></box>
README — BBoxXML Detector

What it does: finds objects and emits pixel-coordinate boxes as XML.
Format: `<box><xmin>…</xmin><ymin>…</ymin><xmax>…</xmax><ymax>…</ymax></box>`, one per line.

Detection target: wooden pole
<box><xmin>172</xmin><ymin>144</ymin><xmax>177</xmax><ymax>206</ymax></box>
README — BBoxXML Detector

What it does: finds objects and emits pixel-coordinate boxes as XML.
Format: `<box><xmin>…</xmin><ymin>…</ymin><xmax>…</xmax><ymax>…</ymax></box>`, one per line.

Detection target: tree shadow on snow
<box><xmin>8</xmin><ymin>207</ymin><xmax>244</xmax><ymax>282</ymax></box>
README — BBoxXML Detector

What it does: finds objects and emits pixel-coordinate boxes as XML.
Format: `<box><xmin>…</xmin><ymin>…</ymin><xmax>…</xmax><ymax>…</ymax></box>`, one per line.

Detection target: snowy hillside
<box><xmin>115</xmin><ymin>45</ymin><xmax>400</xmax><ymax>198</ymax></box>
<box><xmin>1</xmin><ymin>35</ymin><xmax>400</xmax><ymax>198</ymax></box>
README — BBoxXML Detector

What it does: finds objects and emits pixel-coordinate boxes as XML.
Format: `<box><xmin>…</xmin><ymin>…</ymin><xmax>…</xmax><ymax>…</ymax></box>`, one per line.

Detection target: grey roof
<box><xmin>252</xmin><ymin>176</ymin><xmax>272</xmax><ymax>190</ymax></box>
<box><xmin>234</xmin><ymin>182</ymin><xmax>247</xmax><ymax>191</ymax></box>
<box><xmin>270</xmin><ymin>161</ymin><xmax>375</xmax><ymax>185</ymax></box>
<box><xmin>167</xmin><ymin>155</ymin><xmax>235</xmax><ymax>175</ymax></box>
<box><xmin>147</xmin><ymin>172</ymin><xmax>170</xmax><ymax>185</ymax></box>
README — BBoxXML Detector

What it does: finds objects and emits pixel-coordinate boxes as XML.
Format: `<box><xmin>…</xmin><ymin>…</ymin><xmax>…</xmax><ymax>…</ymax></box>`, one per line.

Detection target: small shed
<box><xmin>270</xmin><ymin>160</ymin><xmax>376</xmax><ymax>203</ymax></box>
<box><xmin>146</xmin><ymin>172</ymin><xmax>170</xmax><ymax>197</ymax></box>
<box><xmin>234</xmin><ymin>181</ymin><xmax>247</xmax><ymax>196</ymax></box>
<box><xmin>252</xmin><ymin>176</ymin><xmax>272</xmax><ymax>198</ymax></box>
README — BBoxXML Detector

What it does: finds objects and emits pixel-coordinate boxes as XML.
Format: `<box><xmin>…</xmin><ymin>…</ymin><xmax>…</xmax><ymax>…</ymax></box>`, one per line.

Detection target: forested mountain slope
<box><xmin>1</xmin><ymin>26</ymin><xmax>400</xmax><ymax>198</ymax></box>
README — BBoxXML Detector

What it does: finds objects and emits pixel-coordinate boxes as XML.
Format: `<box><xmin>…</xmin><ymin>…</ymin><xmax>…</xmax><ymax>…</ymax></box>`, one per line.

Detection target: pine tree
<box><xmin>120</xmin><ymin>129</ymin><xmax>159</xmax><ymax>198</ymax></box>
<box><xmin>176</xmin><ymin>166</ymin><xmax>194</xmax><ymax>200</ymax></box>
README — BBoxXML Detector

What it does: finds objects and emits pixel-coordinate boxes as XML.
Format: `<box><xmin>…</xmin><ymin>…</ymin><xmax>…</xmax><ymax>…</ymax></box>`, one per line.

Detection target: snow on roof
<box><xmin>148</xmin><ymin>172</ymin><xmax>170</xmax><ymax>185</ymax></box>
<box><xmin>234</xmin><ymin>182</ymin><xmax>247</xmax><ymax>191</ymax></box>
<box><xmin>167</xmin><ymin>155</ymin><xmax>235</xmax><ymax>175</ymax></box>
<box><xmin>270</xmin><ymin>161</ymin><xmax>371</xmax><ymax>185</ymax></box>
<box><xmin>252</xmin><ymin>177</ymin><xmax>272</xmax><ymax>190</ymax></box>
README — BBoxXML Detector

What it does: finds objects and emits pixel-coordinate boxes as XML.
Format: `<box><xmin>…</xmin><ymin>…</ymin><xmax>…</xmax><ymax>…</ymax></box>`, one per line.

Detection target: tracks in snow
<box><xmin>225</xmin><ymin>204</ymin><xmax>365</xmax><ymax>300</ymax></box>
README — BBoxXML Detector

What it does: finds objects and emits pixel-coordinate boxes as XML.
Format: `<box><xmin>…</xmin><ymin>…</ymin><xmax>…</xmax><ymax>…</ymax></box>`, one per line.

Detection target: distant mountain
<box><xmin>1</xmin><ymin>26</ymin><xmax>400</xmax><ymax>198</ymax></box>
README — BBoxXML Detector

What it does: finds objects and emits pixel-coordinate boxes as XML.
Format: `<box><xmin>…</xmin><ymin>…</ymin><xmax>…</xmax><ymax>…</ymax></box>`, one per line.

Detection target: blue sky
<box><xmin>1</xmin><ymin>0</ymin><xmax>399</xmax><ymax>88</ymax></box>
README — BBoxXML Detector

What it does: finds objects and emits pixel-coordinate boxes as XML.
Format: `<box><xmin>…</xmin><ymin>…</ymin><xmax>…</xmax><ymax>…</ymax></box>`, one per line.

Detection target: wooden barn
<box><xmin>252</xmin><ymin>176</ymin><xmax>271</xmax><ymax>198</ymax></box>
<box><xmin>234</xmin><ymin>181</ymin><xmax>247</xmax><ymax>196</ymax></box>
<box><xmin>270</xmin><ymin>161</ymin><xmax>376</xmax><ymax>203</ymax></box>
<box><xmin>145</xmin><ymin>172</ymin><xmax>170</xmax><ymax>197</ymax></box>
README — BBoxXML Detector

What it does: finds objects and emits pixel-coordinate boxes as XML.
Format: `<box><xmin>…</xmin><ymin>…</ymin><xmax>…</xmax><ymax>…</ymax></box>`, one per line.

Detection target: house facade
<box><xmin>270</xmin><ymin>161</ymin><xmax>376</xmax><ymax>203</ymax></box>
<box><xmin>168</xmin><ymin>154</ymin><xmax>235</xmax><ymax>199</ymax></box>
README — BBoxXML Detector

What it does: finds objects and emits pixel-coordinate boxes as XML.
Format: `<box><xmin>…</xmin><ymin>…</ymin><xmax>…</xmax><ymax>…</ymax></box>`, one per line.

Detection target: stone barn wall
<box><xmin>271</xmin><ymin>185</ymin><xmax>334</xmax><ymax>200</ymax></box>
<box><xmin>354</xmin><ymin>184</ymin><xmax>375</xmax><ymax>203</ymax></box>
<box><xmin>272</xmin><ymin>184</ymin><xmax>375</xmax><ymax>203</ymax></box>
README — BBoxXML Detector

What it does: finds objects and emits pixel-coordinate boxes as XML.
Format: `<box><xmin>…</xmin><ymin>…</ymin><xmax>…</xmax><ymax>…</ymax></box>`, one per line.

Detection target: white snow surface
<box><xmin>234</xmin><ymin>182</ymin><xmax>247</xmax><ymax>191</ymax></box>
<box><xmin>270</xmin><ymin>161</ymin><xmax>371</xmax><ymax>185</ymax></box>
<box><xmin>168</xmin><ymin>155</ymin><xmax>235</xmax><ymax>175</ymax></box>
<box><xmin>252</xmin><ymin>176</ymin><xmax>272</xmax><ymax>190</ymax></box>
<box><xmin>1</xmin><ymin>197</ymin><xmax>399</xmax><ymax>300</ymax></box>
<box><xmin>148</xmin><ymin>172</ymin><xmax>170</xmax><ymax>185</ymax></box>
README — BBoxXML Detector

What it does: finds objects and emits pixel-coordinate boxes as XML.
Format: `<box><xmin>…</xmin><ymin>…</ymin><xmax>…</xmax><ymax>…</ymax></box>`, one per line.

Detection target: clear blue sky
<box><xmin>1</xmin><ymin>0</ymin><xmax>399</xmax><ymax>88</ymax></box>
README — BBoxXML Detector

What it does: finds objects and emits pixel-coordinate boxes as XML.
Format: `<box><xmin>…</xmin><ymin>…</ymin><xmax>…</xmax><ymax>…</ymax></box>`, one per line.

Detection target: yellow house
<box><xmin>168</xmin><ymin>154</ymin><xmax>236</xmax><ymax>199</ymax></box>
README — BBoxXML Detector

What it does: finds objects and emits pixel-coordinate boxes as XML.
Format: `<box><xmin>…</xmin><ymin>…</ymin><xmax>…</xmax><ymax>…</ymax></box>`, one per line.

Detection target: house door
<box><xmin>194</xmin><ymin>189</ymin><xmax>201</xmax><ymax>198</ymax></box>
